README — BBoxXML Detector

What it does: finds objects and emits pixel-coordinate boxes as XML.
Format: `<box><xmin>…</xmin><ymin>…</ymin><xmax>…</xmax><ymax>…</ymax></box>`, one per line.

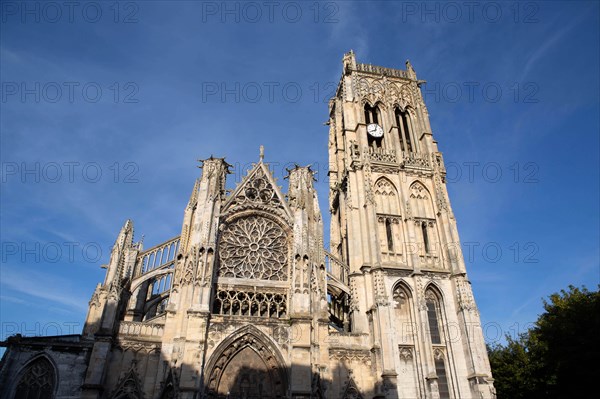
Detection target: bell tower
<box><xmin>327</xmin><ymin>51</ymin><xmax>495</xmax><ymax>398</ymax></box>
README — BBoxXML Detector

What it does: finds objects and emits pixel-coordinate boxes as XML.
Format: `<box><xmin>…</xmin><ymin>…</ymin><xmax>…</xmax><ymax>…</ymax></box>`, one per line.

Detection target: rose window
<box><xmin>218</xmin><ymin>216</ymin><xmax>288</xmax><ymax>280</ymax></box>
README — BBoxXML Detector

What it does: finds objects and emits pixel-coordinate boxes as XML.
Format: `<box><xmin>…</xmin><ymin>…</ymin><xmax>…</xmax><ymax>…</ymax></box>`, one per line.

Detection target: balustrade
<box><xmin>137</xmin><ymin>236</ymin><xmax>180</xmax><ymax>275</ymax></box>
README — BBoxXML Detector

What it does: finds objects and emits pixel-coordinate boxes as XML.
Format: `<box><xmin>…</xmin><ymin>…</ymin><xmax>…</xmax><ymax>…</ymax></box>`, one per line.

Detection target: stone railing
<box><xmin>137</xmin><ymin>236</ymin><xmax>180</xmax><ymax>275</ymax></box>
<box><xmin>361</xmin><ymin>146</ymin><xmax>433</xmax><ymax>171</ymax></box>
<box><xmin>401</xmin><ymin>151</ymin><xmax>431</xmax><ymax>169</ymax></box>
<box><xmin>118</xmin><ymin>321</ymin><xmax>164</xmax><ymax>338</ymax></box>
<box><xmin>356</xmin><ymin>63</ymin><xmax>409</xmax><ymax>79</ymax></box>
<box><xmin>365</xmin><ymin>147</ymin><xmax>397</xmax><ymax>164</ymax></box>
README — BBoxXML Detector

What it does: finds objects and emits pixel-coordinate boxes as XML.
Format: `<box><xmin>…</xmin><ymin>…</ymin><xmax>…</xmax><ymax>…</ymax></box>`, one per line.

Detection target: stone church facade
<box><xmin>0</xmin><ymin>52</ymin><xmax>495</xmax><ymax>399</ymax></box>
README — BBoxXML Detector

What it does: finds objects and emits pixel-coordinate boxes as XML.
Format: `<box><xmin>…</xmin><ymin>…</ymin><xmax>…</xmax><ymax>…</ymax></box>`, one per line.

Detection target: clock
<box><xmin>367</xmin><ymin>123</ymin><xmax>384</xmax><ymax>138</ymax></box>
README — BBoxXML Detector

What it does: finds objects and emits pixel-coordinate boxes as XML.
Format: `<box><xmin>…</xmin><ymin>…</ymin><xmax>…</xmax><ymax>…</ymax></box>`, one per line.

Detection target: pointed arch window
<box><xmin>364</xmin><ymin>104</ymin><xmax>382</xmax><ymax>149</ymax></box>
<box><xmin>374</xmin><ymin>179</ymin><xmax>404</xmax><ymax>260</ymax></box>
<box><xmin>364</xmin><ymin>103</ymin><xmax>379</xmax><ymax>125</ymax></box>
<box><xmin>425</xmin><ymin>290</ymin><xmax>442</xmax><ymax>344</ymax></box>
<box><xmin>421</xmin><ymin>221</ymin><xmax>430</xmax><ymax>254</ymax></box>
<box><xmin>395</xmin><ymin>107</ymin><xmax>413</xmax><ymax>152</ymax></box>
<box><xmin>14</xmin><ymin>357</ymin><xmax>56</xmax><ymax>399</ymax></box>
<box><xmin>393</xmin><ymin>283</ymin><xmax>415</xmax><ymax>345</ymax></box>
<box><xmin>434</xmin><ymin>349</ymin><xmax>450</xmax><ymax>399</ymax></box>
<box><xmin>409</xmin><ymin>181</ymin><xmax>435</xmax><ymax>219</ymax></box>
<box><xmin>385</xmin><ymin>219</ymin><xmax>394</xmax><ymax>252</ymax></box>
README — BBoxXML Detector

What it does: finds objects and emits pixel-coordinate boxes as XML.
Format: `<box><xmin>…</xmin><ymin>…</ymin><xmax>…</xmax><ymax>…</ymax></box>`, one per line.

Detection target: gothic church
<box><xmin>0</xmin><ymin>52</ymin><xmax>495</xmax><ymax>399</ymax></box>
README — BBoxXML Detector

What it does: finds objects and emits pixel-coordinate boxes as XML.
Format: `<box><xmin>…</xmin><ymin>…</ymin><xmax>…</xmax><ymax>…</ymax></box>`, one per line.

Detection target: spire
<box><xmin>187</xmin><ymin>178</ymin><xmax>201</xmax><ymax>208</ymax></box>
<box><xmin>259</xmin><ymin>145</ymin><xmax>264</xmax><ymax>162</ymax></box>
<box><xmin>343</xmin><ymin>50</ymin><xmax>357</xmax><ymax>74</ymax></box>
<box><xmin>406</xmin><ymin>59</ymin><xmax>417</xmax><ymax>79</ymax></box>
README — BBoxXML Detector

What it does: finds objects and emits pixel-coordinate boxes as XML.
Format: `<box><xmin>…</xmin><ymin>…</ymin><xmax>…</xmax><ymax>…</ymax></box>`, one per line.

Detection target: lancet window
<box><xmin>395</xmin><ymin>107</ymin><xmax>414</xmax><ymax>152</ymax></box>
<box><xmin>364</xmin><ymin>103</ymin><xmax>383</xmax><ymax>149</ymax></box>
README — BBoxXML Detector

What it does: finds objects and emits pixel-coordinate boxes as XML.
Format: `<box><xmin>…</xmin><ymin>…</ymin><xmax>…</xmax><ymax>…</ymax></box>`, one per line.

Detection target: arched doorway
<box><xmin>204</xmin><ymin>326</ymin><xmax>288</xmax><ymax>399</ymax></box>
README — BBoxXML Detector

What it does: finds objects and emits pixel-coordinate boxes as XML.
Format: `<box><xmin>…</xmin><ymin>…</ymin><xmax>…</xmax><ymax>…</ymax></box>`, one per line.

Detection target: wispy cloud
<box><xmin>0</xmin><ymin>266</ymin><xmax>88</xmax><ymax>313</ymax></box>
<box><xmin>519</xmin><ymin>14</ymin><xmax>584</xmax><ymax>82</ymax></box>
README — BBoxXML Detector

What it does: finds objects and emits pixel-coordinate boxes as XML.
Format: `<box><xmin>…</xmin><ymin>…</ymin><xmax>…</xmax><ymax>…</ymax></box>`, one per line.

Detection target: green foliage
<box><xmin>487</xmin><ymin>285</ymin><xmax>599</xmax><ymax>399</ymax></box>
<box><xmin>487</xmin><ymin>334</ymin><xmax>532</xmax><ymax>399</ymax></box>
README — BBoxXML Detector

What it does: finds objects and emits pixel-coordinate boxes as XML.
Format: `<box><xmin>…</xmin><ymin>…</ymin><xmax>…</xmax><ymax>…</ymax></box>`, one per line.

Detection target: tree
<box><xmin>487</xmin><ymin>334</ymin><xmax>533</xmax><ymax>399</ymax></box>
<box><xmin>487</xmin><ymin>285</ymin><xmax>599</xmax><ymax>399</ymax></box>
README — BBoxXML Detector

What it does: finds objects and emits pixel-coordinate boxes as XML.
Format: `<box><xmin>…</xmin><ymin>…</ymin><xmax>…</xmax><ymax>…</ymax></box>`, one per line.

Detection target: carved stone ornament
<box><xmin>392</xmin><ymin>287</ymin><xmax>408</xmax><ymax>309</ymax></box>
<box><xmin>455</xmin><ymin>276</ymin><xmax>477</xmax><ymax>312</ymax></box>
<box><xmin>373</xmin><ymin>269</ymin><xmax>389</xmax><ymax>306</ymax></box>
<box><xmin>399</xmin><ymin>346</ymin><xmax>413</xmax><ymax>361</ymax></box>
<box><xmin>329</xmin><ymin>349</ymin><xmax>371</xmax><ymax>364</ymax></box>
<box><xmin>341</xmin><ymin>374</ymin><xmax>364</xmax><ymax>399</ymax></box>
<box><xmin>433</xmin><ymin>348</ymin><xmax>445</xmax><ymax>361</ymax></box>
<box><xmin>109</xmin><ymin>364</ymin><xmax>145</xmax><ymax>399</ymax></box>
<box><xmin>116</xmin><ymin>340</ymin><xmax>161</xmax><ymax>354</ymax></box>
<box><xmin>225</xmin><ymin>166</ymin><xmax>287</xmax><ymax>216</ymax></box>
<box><xmin>353</xmin><ymin>76</ymin><xmax>414</xmax><ymax>110</ymax></box>
<box><xmin>218</xmin><ymin>216</ymin><xmax>288</xmax><ymax>280</ymax></box>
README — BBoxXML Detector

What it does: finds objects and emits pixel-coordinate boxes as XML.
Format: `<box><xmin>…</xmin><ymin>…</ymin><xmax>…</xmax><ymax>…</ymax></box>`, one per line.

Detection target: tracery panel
<box><xmin>218</xmin><ymin>215</ymin><xmax>288</xmax><ymax>281</ymax></box>
<box><xmin>212</xmin><ymin>288</ymin><xmax>287</xmax><ymax>318</ymax></box>
<box><xmin>14</xmin><ymin>357</ymin><xmax>56</xmax><ymax>399</ymax></box>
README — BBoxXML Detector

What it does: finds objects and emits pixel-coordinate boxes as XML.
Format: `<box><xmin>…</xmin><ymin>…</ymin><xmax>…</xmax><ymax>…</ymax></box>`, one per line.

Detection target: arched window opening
<box><xmin>364</xmin><ymin>103</ymin><xmax>379</xmax><ymax>125</ymax></box>
<box><xmin>14</xmin><ymin>357</ymin><xmax>56</xmax><ymax>399</ymax></box>
<box><xmin>434</xmin><ymin>350</ymin><xmax>450</xmax><ymax>399</ymax></box>
<box><xmin>365</xmin><ymin>104</ymin><xmax>383</xmax><ymax>149</ymax></box>
<box><xmin>374</xmin><ymin>178</ymin><xmax>400</xmax><ymax>215</ymax></box>
<box><xmin>385</xmin><ymin>219</ymin><xmax>394</xmax><ymax>252</ymax></box>
<box><xmin>426</xmin><ymin>291</ymin><xmax>442</xmax><ymax>344</ymax></box>
<box><xmin>393</xmin><ymin>283</ymin><xmax>415</xmax><ymax>346</ymax></box>
<box><xmin>395</xmin><ymin>108</ymin><xmax>413</xmax><ymax>152</ymax></box>
<box><xmin>409</xmin><ymin>181</ymin><xmax>435</xmax><ymax>219</ymax></box>
<box><xmin>422</xmin><ymin>222</ymin><xmax>430</xmax><ymax>254</ymax></box>
<box><xmin>374</xmin><ymin>178</ymin><xmax>404</xmax><ymax>261</ymax></box>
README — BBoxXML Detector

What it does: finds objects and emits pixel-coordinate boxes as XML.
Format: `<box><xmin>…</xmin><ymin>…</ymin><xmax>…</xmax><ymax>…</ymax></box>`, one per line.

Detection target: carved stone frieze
<box><xmin>329</xmin><ymin>349</ymin><xmax>372</xmax><ymax>364</ymax></box>
<box><xmin>115</xmin><ymin>340</ymin><xmax>161</xmax><ymax>354</ymax></box>
<box><xmin>352</xmin><ymin>75</ymin><xmax>414</xmax><ymax>110</ymax></box>
<box><xmin>371</xmin><ymin>164</ymin><xmax>400</xmax><ymax>174</ymax></box>
<box><xmin>385</xmin><ymin>269</ymin><xmax>412</xmax><ymax>277</ymax></box>
<box><xmin>422</xmin><ymin>271</ymin><xmax>450</xmax><ymax>280</ymax></box>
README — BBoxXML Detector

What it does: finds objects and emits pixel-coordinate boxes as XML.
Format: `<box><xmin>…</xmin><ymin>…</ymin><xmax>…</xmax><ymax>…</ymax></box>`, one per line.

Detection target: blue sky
<box><xmin>1</xmin><ymin>1</ymin><xmax>598</xmax><ymax>346</ymax></box>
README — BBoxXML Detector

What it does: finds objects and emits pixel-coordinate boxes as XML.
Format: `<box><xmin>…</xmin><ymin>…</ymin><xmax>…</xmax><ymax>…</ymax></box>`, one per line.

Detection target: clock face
<box><xmin>367</xmin><ymin>123</ymin><xmax>384</xmax><ymax>138</ymax></box>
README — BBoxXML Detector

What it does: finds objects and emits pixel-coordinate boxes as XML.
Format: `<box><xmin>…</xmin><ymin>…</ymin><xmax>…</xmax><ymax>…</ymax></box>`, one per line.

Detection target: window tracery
<box><xmin>212</xmin><ymin>288</ymin><xmax>287</xmax><ymax>318</ymax></box>
<box><xmin>110</xmin><ymin>368</ymin><xmax>143</xmax><ymax>399</ymax></box>
<box><xmin>341</xmin><ymin>376</ymin><xmax>364</xmax><ymax>399</ymax></box>
<box><xmin>426</xmin><ymin>290</ymin><xmax>442</xmax><ymax>345</ymax></box>
<box><xmin>14</xmin><ymin>357</ymin><xmax>55</xmax><ymax>399</ymax></box>
<box><xmin>434</xmin><ymin>349</ymin><xmax>450</xmax><ymax>399</ymax></box>
<box><xmin>374</xmin><ymin>178</ymin><xmax>400</xmax><ymax>215</ymax></box>
<box><xmin>218</xmin><ymin>216</ymin><xmax>288</xmax><ymax>281</ymax></box>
